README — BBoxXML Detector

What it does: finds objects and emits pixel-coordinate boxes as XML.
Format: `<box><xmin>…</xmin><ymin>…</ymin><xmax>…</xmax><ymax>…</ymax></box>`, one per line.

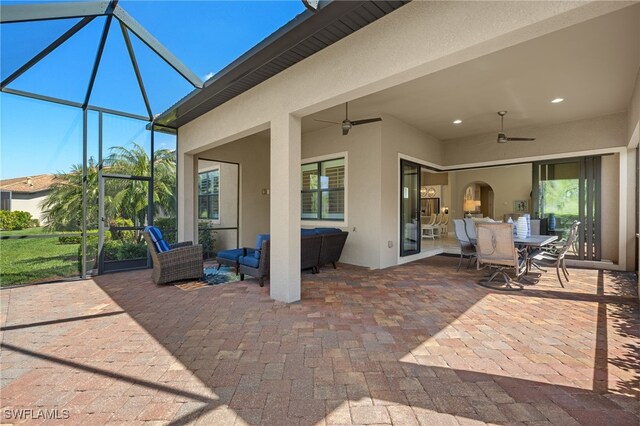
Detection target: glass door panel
<box><xmin>533</xmin><ymin>157</ymin><xmax>601</xmax><ymax>260</ymax></box>
<box><xmin>400</xmin><ymin>160</ymin><xmax>421</xmax><ymax>256</ymax></box>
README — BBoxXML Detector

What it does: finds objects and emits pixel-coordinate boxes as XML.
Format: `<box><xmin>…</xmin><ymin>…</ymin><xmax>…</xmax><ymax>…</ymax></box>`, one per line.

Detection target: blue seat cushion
<box><xmin>301</xmin><ymin>229</ymin><xmax>316</xmax><ymax>236</ymax></box>
<box><xmin>217</xmin><ymin>248</ymin><xmax>253</xmax><ymax>261</ymax></box>
<box><xmin>145</xmin><ymin>225</ymin><xmax>170</xmax><ymax>253</ymax></box>
<box><xmin>314</xmin><ymin>227</ymin><xmax>342</xmax><ymax>235</ymax></box>
<box><xmin>239</xmin><ymin>255</ymin><xmax>260</xmax><ymax>268</ymax></box>
<box><xmin>254</xmin><ymin>234</ymin><xmax>271</xmax><ymax>259</ymax></box>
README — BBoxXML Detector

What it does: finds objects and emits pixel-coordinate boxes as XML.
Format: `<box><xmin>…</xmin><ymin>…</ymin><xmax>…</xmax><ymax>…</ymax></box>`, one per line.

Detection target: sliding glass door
<box><xmin>400</xmin><ymin>159</ymin><xmax>421</xmax><ymax>256</ymax></box>
<box><xmin>533</xmin><ymin>156</ymin><xmax>601</xmax><ymax>260</ymax></box>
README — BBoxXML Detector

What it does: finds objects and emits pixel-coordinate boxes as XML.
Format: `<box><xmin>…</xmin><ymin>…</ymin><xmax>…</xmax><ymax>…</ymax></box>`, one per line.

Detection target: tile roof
<box><xmin>0</xmin><ymin>174</ymin><xmax>56</xmax><ymax>194</ymax></box>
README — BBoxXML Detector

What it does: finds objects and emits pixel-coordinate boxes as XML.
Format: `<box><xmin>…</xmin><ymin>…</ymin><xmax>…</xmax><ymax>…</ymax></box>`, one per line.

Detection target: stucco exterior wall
<box><xmin>197</xmin><ymin>133</ymin><xmax>270</xmax><ymax>248</ymax></box>
<box><xmin>380</xmin><ymin>115</ymin><xmax>444</xmax><ymax>268</ymax></box>
<box><xmin>443</xmin><ymin>113</ymin><xmax>628</xmax><ymax>166</ymax></box>
<box><xmin>179</xmin><ymin>1</ymin><xmax>623</xmax><ymax>156</ymax></box>
<box><xmin>11</xmin><ymin>193</ymin><xmax>48</xmax><ymax>224</ymax></box>
<box><xmin>302</xmin><ymin>122</ymin><xmax>382</xmax><ymax>268</ymax></box>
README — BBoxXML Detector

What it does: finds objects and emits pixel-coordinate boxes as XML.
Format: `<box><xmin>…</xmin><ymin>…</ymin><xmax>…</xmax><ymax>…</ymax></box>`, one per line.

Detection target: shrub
<box><xmin>0</xmin><ymin>211</ymin><xmax>33</xmax><ymax>231</ymax></box>
<box><xmin>198</xmin><ymin>226</ymin><xmax>217</xmax><ymax>259</ymax></box>
<box><xmin>79</xmin><ymin>239</ymin><xmax>147</xmax><ymax>269</ymax></box>
<box><xmin>153</xmin><ymin>217</ymin><xmax>177</xmax><ymax>244</ymax></box>
<box><xmin>78</xmin><ymin>235</ymin><xmax>100</xmax><ymax>273</ymax></box>
<box><xmin>103</xmin><ymin>240</ymin><xmax>147</xmax><ymax>261</ymax></box>
<box><xmin>60</xmin><ymin>235</ymin><xmax>82</xmax><ymax>244</ymax></box>
<box><xmin>108</xmin><ymin>218</ymin><xmax>137</xmax><ymax>243</ymax></box>
<box><xmin>60</xmin><ymin>230</ymin><xmax>110</xmax><ymax>245</ymax></box>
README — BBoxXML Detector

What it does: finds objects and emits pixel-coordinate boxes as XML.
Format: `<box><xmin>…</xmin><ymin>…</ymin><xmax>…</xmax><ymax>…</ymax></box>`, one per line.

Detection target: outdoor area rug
<box><xmin>174</xmin><ymin>265</ymin><xmax>241</xmax><ymax>291</ymax></box>
<box><xmin>203</xmin><ymin>265</ymin><xmax>241</xmax><ymax>285</ymax></box>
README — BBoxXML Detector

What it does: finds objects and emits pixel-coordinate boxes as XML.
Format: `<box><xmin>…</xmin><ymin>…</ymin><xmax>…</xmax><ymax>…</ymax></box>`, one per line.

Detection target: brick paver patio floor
<box><xmin>1</xmin><ymin>256</ymin><xmax>638</xmax><ymax>425</ymax></box>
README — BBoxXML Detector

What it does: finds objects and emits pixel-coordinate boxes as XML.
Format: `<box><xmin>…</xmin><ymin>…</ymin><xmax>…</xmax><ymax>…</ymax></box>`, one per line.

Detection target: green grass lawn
<box><xmin>0</xmin><ymin>228</ymin><xmax>84</xmax><ymax>286</ymax></box>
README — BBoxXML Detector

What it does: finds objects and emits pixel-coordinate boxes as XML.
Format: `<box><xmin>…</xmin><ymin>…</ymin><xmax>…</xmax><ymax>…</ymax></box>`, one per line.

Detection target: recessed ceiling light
<box><xmin>453</xmin><ymin>119</ymin><xmax>462</xmax><ymax>124</ymax></box>
<box><xmin>551</xmin><ymin>98</ymin><xmax>564</xmax><ymax>103</ymax></box>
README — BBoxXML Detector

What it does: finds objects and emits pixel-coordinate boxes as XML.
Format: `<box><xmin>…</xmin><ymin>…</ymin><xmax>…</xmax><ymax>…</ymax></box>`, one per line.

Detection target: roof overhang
<box><xmin>155</xmin><ymin>0</ymin><xmax>410</xmax><ymax>129</ymax></box>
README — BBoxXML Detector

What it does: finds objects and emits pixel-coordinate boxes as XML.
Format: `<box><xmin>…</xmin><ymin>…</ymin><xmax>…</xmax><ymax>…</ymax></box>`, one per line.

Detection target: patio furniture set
<box><xmin>142</xmin><ymin>226</ymin><xmax>348</xmax><ymax>286</ymax></box>
<box><xmin>216</xmin><ymin>227</ymin><xmax>349</xmax><ymax>286</ymax></box>
<box><xmin>453</xmin><ymin>218</ymin><xmax>580</xmax><ymax>290</ymax></box>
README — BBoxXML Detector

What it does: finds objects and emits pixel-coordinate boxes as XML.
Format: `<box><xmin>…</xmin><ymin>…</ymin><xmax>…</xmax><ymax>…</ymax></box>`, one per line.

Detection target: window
<box><xmin>301</xmin><ymin>157</ymin><xmax>345</xmax><ymax>220</ymax></box>
<box><xmin>0</xmin><ymin>191</ymin><xmax>10</xmax><ymax>211</ymax></box>
<box><xmin>198</xmin><ymin>169</ymin><xmax>219</xmax><ymax>220</ymax></box>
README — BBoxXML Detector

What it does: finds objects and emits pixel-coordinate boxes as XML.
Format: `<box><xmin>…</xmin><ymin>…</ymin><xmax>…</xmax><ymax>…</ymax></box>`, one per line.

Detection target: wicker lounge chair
<box><xmin>142</xmin><ymin>227</ymin><xmax>203</xmax><ymax>285</ymax></box>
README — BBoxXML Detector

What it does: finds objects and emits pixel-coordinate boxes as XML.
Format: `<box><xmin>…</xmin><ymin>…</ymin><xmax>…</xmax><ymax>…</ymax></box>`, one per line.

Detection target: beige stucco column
<box><xmin>269</xmin><ymin>114</ymin><xmax>301</xmax><ymax>302</ymax></box>
<box><xmin>177</xmin><ymin>150</ymin><xmax>196</xmax><ymax>243</ymax></box>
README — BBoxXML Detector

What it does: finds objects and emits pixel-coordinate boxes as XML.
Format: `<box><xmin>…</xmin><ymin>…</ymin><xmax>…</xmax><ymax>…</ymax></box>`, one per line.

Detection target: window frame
<box><xmin>301</xmin><ymin>152</ymin><xmax>348</xmax><ymax>226</ymax></box>
<box><xmin>197</xmin><ymin>165</ymin><xmax>221</xmax><ymax>224</ymax></box>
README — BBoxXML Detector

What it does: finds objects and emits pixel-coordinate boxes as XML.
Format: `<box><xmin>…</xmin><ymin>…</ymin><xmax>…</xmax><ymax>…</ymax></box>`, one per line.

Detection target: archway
<box><xmin>462</xmin><ymin>181</ymin><xmax>494</xmax><ymax>218</ymax></box>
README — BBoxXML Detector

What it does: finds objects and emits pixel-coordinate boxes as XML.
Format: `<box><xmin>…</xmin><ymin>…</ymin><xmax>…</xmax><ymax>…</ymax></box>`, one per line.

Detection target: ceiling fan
<box><xmin>315</xmin><ymin>102</ymin><xmax>382</xmax><ymax>136</ymax></box>
<box><xmin>496</xmin><ymin>111</ymin><xmax>535</xmax><ymax>143</ymax></box>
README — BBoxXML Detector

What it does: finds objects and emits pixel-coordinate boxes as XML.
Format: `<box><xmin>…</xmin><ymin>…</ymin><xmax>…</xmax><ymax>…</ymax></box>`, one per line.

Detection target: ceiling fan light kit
<box><xmin>496</xmin><ymin>111</ymin><xmax>536</xmax><ymax>143</ymax></box>
<box><xmin>315</xmin><ymin>102</ymin><xmax>382</xmax><ymax>136</ymax></box>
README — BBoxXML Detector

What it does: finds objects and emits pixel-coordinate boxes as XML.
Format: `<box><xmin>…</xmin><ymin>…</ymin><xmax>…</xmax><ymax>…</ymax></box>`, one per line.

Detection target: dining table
<box><xmin>513</xmin><ymin>234</ymin><xmax>558</xmax><ymax>278</ymax></box>
<box><xmin>470</xmin><ymin>233</ymin><xmax>558</xmax><ymax>280</ymax></box>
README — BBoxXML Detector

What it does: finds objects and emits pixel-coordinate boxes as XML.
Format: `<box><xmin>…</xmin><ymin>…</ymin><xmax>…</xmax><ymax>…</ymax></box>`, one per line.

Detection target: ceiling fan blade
<box><xmin>314</xmin><ymin>119</ymin><xmax>341</xmax><ymax>125</ymax></box>
<box><xmin>351</xmin><ymin>117</ymin><xmax>382</xmax><ymax>126</ymax></box>
<box><xmin>506</xmin><ymin>137</ymin><xmax>536</xmax><ymax>141</ymax></box>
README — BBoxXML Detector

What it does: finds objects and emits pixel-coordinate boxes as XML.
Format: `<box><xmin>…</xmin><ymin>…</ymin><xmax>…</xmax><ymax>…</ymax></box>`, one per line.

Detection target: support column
<box><xmin>178</xmin><ymin>149</ymin><xmax>196</xmax><ymax>243</ymax></box>
<box><xmin>270</xmin><ymin>114</ymin><xmax>301</xmax><ymax>302</ymax></box>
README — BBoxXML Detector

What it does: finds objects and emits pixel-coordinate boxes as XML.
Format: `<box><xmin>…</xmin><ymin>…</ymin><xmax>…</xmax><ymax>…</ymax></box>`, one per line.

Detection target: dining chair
<box><xmin>475</xmin><ymin>222</ymin><xmax>526</xmax><ymax>290</ymax></box>
<box><xmin>532</xmin><ymin>221</ymin><xmax>580</xmax><ymax>287</ymax></box>
<box><xmin>453</xmin><ymin>219</ymin><xmax>476</xmax><ymax>271</ymax></box>
<box><xmin>463</xmin><ymin>218</ymin><xmax>476</xmax><ymax>241</ymax></box>
<box><xmin>422</xmin><ymin>214</ymin><xmax>441</xmax><ymax>239</ymax></box>
<box><xmin>440</xmin><ymin>214</ymin><xmax>449</xmax><ymax>235</ymax></box>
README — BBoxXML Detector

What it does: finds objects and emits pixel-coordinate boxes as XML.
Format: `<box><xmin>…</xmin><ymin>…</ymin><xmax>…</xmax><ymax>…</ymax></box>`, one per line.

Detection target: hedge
<box><xmin>0</xmin><ymin>211</ymin><xmax>33</xmax><ymax>231</ymax></box>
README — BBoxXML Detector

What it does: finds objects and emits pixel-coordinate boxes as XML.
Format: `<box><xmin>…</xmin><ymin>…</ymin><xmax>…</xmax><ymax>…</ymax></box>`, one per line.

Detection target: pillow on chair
<box><xmin>144</xmin><ymin>226</ymin><xmax>171</xmax><ymax>253</ymax></box>
<box><xmin>254</xmin><ymin>234</ymin><xmax>271</xmax><ymax>259</ymax></box>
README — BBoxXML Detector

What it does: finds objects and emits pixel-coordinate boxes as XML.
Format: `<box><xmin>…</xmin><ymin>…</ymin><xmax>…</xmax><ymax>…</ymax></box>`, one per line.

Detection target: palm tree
<box><xmin>41</xmin><ymin>159</ymin><xmax>100</xmax><ymax>231</ymax></box>
<box><xmin>105</xmin><ymin>143</ymin><xmax>176</xmax><ymax>225</ymax></box>
<box><xmin>42</xmin><ymin>144</ymin><xmax>176</xmax><ymax>231</ymax></box>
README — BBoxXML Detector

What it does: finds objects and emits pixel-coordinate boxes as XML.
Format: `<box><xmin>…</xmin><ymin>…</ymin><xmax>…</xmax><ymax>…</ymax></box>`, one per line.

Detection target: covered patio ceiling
<box><xmin>302</xmin><ymin>5</ymin><xmax>640</xmax><ymax>141</ymax></box>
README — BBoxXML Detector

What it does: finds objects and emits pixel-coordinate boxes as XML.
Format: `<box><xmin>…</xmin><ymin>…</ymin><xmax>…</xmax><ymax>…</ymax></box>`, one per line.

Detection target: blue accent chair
<box><xmin>239</xmin><ymin>234</ymin><xmax>271</xmax><ymax>286</ymax></box>
<box><xmin>216</xmin><ymin>248</ymin><xmax>255</xmax><ymax>274</ymax></box>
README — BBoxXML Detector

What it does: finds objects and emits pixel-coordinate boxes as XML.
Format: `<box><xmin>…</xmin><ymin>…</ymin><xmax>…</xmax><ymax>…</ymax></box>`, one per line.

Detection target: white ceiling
<box><xmin>301</xmin><ymin>5</ymin><xmax>640</xmax><ymax>141</ymax></box>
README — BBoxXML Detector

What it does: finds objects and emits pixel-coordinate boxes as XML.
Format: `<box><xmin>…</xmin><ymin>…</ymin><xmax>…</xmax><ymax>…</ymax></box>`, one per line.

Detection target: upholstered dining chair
<box><xmin>453</xmin><ymin>219</ymin><xmax>476</xmax><ymax>271</ymax></box>
<box><xmin>475</xmin><ymin>222</ymin><xmax>526</xmax><ymax>290</ymax></box>
<box><xmin>421</xmin><ymin>214</ymin><xmax>440</xmax><ymax>239</ymax></box>
<box><xmin>439</xmin><ymin>214</ymin><xmax>449</xmax><ymax>235</ymax></box>
<box><xmin>463</xmin><ymin>218</ymin><xmax>477</xmax><ymax>241</ymax></box>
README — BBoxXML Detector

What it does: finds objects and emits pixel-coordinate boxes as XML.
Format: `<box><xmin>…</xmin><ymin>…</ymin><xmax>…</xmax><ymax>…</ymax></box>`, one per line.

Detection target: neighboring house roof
<box><xmin>0</xmin><ymin>174</ymin><xmax>56</xmax><ymax>194</ymax></box>
<box><xmin>156</xmin><ymin>0</ymin><xmax>409</xmax><ymax>129</ymax></box>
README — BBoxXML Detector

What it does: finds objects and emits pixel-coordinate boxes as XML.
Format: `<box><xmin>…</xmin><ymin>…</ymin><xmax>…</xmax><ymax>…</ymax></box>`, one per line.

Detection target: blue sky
<box><xmin>0</xmin><ymin>0</ymin><xmax>305</xmax><ymax>178</ymax></box>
